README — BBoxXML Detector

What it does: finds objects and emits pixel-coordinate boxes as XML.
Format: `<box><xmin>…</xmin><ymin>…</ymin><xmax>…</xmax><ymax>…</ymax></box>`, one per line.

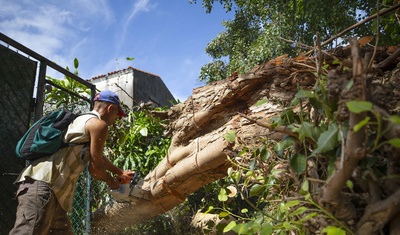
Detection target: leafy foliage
<box><xmin>45</xmin><ymin>58</ymin><xmax>91</xmax><ymax>111</ymax></box>
<box><xmin>196</xmin><ymin>136</ymin><xmax>352</xmax><ymax>234</ymax></box>
<box><xmin>106</xmin><ymin>107</ymin><xmax>171</xmax><ymax>176</ymax></box>
<box><xmin>193</xmin><ymin>0</ymin><xmax>399</xmax><ymax>83</ymax></box>
<box><xmin>191</xmin><ymin>49</ymin><xmax>400</xmax><ymax>233</ymax></box>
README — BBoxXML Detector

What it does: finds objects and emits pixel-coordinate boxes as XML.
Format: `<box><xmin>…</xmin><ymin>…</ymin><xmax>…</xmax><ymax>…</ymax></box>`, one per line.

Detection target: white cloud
<box><xmin>4</xmin><ymin>30</ymin><xmax>62</xmax><ymax>56</ymax></box>
<box><xmin>183</xmin><ymin>58</ymin><xmax>195</xmax><ymax>66</ymax></box>
<box><xmin>0</xmin><ymin>2</ymin><xmax>23</xmax><ymax>18</ymax></box>
<box><xmin>126</xmin><ymin>0</ymin><xmax>157</xmax><ymax>23</ymax></box>
<box><xmin>0</xmin><ymin>0</ymin><xmax>115</xmax><ymax>77</ymax></box>
<box><xmin>67</xmin><ymin>0</ymin><xmax>114</xmax><ymax>30</ymax></box>
<box><xmin>117</xmin><ymin>0</ymin><xmax>157</xmax><ymax>50</ymax></box>
<box><xmin>70</xmin><ymin>38</ymin><xmax>88</xmax><ymax>57</ymax></box>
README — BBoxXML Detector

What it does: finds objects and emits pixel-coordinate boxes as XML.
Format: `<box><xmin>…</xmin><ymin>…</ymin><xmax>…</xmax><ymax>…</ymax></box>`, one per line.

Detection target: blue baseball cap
<box><xmin>93</xmin><ymin>90</ymin><xmax>126</xmax><ymax>117</ymax></box>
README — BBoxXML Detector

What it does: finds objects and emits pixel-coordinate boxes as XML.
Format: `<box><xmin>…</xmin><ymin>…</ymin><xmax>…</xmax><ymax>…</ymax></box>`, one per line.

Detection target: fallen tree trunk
<box><xmin>91</xmin><ymin>54</ymin><xmax>313</xmax><ymax>234</ymax></box>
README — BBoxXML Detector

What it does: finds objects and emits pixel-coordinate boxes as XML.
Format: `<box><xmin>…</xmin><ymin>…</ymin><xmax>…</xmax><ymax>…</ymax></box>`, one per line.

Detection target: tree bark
<box><xmin>318</xmin><ymin>38</ymin><xmax>367</xmax><ymax>220</ymax></box>
<box><xmin>91</xmin><ymin>54</ymin><xmax>314</xmax><ymax>234</ymax></box>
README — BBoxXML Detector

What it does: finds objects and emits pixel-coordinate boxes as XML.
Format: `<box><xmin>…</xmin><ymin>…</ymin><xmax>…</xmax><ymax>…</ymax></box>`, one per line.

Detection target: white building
<box><xmin>90</xmin><ymin>66</ymin><xmax>175</xmax><ymax>109</ymax></box>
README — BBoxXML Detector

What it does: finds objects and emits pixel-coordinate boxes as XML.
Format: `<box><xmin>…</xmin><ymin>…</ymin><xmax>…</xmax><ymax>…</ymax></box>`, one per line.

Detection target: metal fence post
<box><xmin>85</xmin><ymin>169</ymin><xmax>91</xmax><ymax>235</ymax></box>
<box><xmin>34</xmin><ymin>61</ymin><xmax>46</xmax><ymax>121</ymax></box>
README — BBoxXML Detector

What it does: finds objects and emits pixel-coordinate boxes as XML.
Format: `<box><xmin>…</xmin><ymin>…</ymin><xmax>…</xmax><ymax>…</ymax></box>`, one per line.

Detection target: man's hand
<box><xmin>108</xmin><ymin>178</ymin><xmax>120</xmax><ymax>189</ymax></box>
<box><xmin>117</xmin><ymin>170</ymin><xmax>135</xmax><ymax>182</ymax></box>
<box><xmin>115</xmin><ymin>170</ymin><xmax>136</xmax><ymax>184</ymax></box>
<box><xmin>110</xmin><ymin>171</ymin><xmax>135</xmax><ymax>202</ymax></box>
<box><xmin>110</xmin><ymin>171</ymin><xmax>142</xmax><ymax>202</ymax></box>
<box><xmin>121</xmin><ymin>169</ymin><xmax>135</xmax><ymax>176</ymax></box>
<box><xmin>116</xmin><ymin>174</ymin><xmax>132</xmax><ymax>184</ymax></box>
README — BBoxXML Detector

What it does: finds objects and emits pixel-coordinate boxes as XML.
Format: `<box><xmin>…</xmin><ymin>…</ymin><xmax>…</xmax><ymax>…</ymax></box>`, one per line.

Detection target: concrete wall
<box><xmin>90</xmin><ymin>67</ymin><xmax>175</xmax><ymax>109</ymax></box>
<box><xmin>132</xmin><ymin>69</ymin><xmax>176</xmax><ymax>107</ymax></box>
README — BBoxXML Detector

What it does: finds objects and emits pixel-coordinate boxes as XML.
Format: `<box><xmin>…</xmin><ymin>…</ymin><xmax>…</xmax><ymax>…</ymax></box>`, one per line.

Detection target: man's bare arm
<box><xmin>86</xmin><ymin>118</ymin><xmax>121</xmax><ymax>189</ymax></box>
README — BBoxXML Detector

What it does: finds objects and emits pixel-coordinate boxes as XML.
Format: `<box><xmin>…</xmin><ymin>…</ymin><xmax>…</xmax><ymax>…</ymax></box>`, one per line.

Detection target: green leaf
<box><xmin>353</xmin><ymin>117</ymin><xmax>370</xmax><ymax>132</ymax></box>
<box><xmin>249</xmin><ymin>159</ymin><xmax>257</xmax><ymax>170</ymax></box>
<box><xmin>241</xmin><ymin>208</ymin><xmax>248</xmax><ymax>213</ymax></box>
<box><xmin>389</xmin><ymin>115</ymin><xmax>400</xmax><ymax>124</ymax></box>
<box><xmin>218</xmin><ymin>188</ymin><xmax>228</xmax><ymax>202</ymax></box>
<box><xmin>312</xmin><ymin>125</ymin><xmax>323</xmax><ymax>141</ymax></box>
<box><xmin>309</xmin><ymin>98</ymin><xmax>324</xmax><ymax>115</ymax></box>
<box><xmin>231</xmin><ymin>171</ymin><xmax>241</xmax><ymax>183</ymax></box>
<box><xmin>219</xmin><ymin>211</ymin><xmax>230</xmax><ymax>218</ymax></box>
<box><xmin>321</xmin><ymin>226</ymin><xmax>346</xmax><ymax>235</ymax></box>
<box><xmin>289</xmin><ymin>206</ymin><xmax>308</xmax><ymax>217</ymax></box>
<box><xmin>248</xmin><ymin>220</ymin><xmax>262</xmax><ymax>232</ymax></box>
<box><xmin>280</xmin><ymin>200</ymin><xmax>300</xmax><ymax>212</ymax></box>
<box><xmin>346</xmin><ymin>101</ymin><xmax>372</xmax><ymax>113</ymax></box>
<box><xmin>314</xmin><ymin>124</ymin><xmax>339</xmax><ymax>154</ymax></box>
<box><xmin>74</xmin><ymin>58</ymin><xmax>79</xmax><ymax>69</ymax></box>
<box><xmin>224</xmin><ymin>130</ymin><xmax>236</xmax><ymax>143</ymax></box>
<box><xmin>259</xmin><ymin>223</ymin><xmax>273</xmax><ymax>235</ymax></box>
<box><xmin>223</xmin><ymin>221</ymin><xmax>236</xmax><ymax>233</ymax></box>
<box><xmin>298</xmin><ymin>122</ymin><xmax>314</xmax><ymax>141</ymax></box>
<box><xmin>299</xmin><ymin>179</ymin><xmax>309</xmax><ymax>195</ymax></box>
<box><xmin>290</xmin><ymin>97</ymin><xmax>300</xmax><ymax>106</ymax></box>
<box><xmin>346</xmin><ymin>180</ymin><xmax>354</xmax><ymax>190</ymax></box>
<box><xmin>295</xmin><ymin>89</ymin><xmax>314</xmax><ymax>98</ymax></box>
<box><xmin>249</xmin><ymin>184</ymin><xmax>264</xmax><ymax>197</ymax></box>
<box><xmin>346</xmin><ymin>79</ymin><xmax>354</xmax><ymax>90</ymax></box>
<box><xmin>283</xmin><ymin>221</ymin><xmax>292</xmax><ymax>229</ymax></box>
<box><xmin>299</xmin><ymin>212</ymin><xmax>318</xmax><ymax>221</ymax></box>
<box><xmin>204</xmin><ymin>206</ymin><xmax>214</xmax><ymax>214</ymax></box>
<box><xmin>280</xmin><ymin>109</ymin><xmax>295</xmax><ymax>124</ymax></box>
<box><xmin>259</xmin><ymin>145</ymin><xmax>271</xmax><ymax>161</ymax></box>
<box><xmin>274</xmin><ymin>136</ymin><xmax>297</xmax><ymax>156</ymax></box>
<box><xmin>237</xmin><ymin>222</ymin><xmax>252</xmax><ymax>235</ymax></box>
<box><xmin>389</xmin><ymin>138</ymin><xmax>400</xmax><ymax>148</ymax></box>
<box><xmin>290</xmin><ymin>154</ymin><xmax>307</xmax><ymax>175</ymax></box>
<box><xmin>255</xmin><ymin>99</ymin><xmax>268</xmax><ymax>106</ymax></box>
<box><xmin>126</xmin><ymin>57</ymin><xmax>135</xmax><ymax>61</ymax></box>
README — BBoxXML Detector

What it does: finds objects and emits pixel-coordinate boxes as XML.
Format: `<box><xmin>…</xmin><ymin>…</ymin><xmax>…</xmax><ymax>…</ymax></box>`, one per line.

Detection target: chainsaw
<box><xmin>109</xmin><ymin>172</ymin><xmax>145</xmax><ymax>202</ymax></box>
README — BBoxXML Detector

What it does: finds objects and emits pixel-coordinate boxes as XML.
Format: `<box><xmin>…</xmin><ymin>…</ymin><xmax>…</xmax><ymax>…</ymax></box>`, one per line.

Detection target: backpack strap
<box><xmin>80</xmin><ymin>143</ymin><xmax>90</xmax><ymax>160</ymax></box>
<box><xmin>62</xmin><ymin>112</ymin><xmax>99</xmax><ymax>154</ymax></box>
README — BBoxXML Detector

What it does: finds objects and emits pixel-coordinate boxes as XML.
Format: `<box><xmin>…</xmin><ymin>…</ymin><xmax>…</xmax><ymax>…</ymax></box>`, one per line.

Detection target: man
<box><xmin>10</xmin><ymin>90</ymin><xmax>133</xmax><ymax>235</ymax></box>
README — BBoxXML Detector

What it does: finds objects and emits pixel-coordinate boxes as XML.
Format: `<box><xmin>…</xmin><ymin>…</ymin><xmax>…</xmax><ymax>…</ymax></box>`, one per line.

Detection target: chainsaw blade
<box><xmin>129</xmin><ymin>179</ymin><xmax>145</xmax><ymax>198</ymax></box>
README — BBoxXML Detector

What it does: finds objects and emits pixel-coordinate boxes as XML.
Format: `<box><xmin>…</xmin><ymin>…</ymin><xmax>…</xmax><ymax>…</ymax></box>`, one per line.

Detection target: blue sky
<box><xmin>0</xmin><ymin>0</ymin><xmax>234</xmax><ymax>101</ymax></box>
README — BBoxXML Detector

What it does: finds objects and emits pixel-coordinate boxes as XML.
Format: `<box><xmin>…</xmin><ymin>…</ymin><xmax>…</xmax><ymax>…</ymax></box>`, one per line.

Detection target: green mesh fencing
<box><xmin>0</xmin><ymin>43</ymin><xmax>36</xmax><ymax>234</ymax></box>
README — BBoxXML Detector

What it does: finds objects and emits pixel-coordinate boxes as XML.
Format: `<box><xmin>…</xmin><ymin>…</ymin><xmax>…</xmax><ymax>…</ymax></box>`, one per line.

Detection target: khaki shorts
<box><xmin>9</xmin><ymin>178</ymin><xmax>74</xmax><ymax>235</ymax></box>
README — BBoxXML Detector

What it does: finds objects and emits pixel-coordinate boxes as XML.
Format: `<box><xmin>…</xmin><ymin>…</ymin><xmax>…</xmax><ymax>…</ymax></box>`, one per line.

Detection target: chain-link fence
<box><xmin>0</xmin><ymin>33</ymin><xmax>110</xmax><ymax>235</ymax></box>
<box><xmin>70</xmin><ymin>171</ymin><xmax>111</xmax><ymax>234</ymax></box>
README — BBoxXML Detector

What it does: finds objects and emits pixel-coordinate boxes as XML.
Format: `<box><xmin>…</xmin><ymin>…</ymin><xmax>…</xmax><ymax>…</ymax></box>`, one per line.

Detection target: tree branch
<box><xmin>319</xmin><ymin>38</ymin><xmax>368</xmax><ymax>220</ymax></box>
<box><xmin>377</xmin><ymin>47</ymin><xmax>400</xmax><ymax>69</ymax></box>
<box><xmin>357</xmin><ymin>188</ymin><xmax>400</xmax><ymax>234</ymax></box>
<box><xmin>306</xmin><ymin>3</ymin><xmax>400</xmax><ymax>55</ymax></box>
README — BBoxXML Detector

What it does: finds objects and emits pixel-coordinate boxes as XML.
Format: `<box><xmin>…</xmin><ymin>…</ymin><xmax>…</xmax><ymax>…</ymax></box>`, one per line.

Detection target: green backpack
<box><xmin>15</xmin><ymin>110</ymin><xmax>93</xmax><ymax>160</ymax></box>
